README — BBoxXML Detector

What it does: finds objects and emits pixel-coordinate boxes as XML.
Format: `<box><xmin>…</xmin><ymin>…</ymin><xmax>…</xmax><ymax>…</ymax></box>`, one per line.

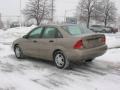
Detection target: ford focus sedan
<box><xmin>12</xmin><ymin>24</ymin><xmax>107</xmax><ymax>69</ymax></box>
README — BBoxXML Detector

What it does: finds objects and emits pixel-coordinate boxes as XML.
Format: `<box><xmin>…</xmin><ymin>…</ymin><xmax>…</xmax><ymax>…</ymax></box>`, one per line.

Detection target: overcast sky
<box><xmin>0</xmin><ymin>0</ymin><xmax>119</xmax><ymax>18</ymax></box>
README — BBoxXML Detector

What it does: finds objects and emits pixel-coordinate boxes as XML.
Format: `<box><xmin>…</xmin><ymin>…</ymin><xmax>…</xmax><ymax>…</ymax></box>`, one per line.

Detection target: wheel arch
<box><xmin>14</xmin><ymin>44</ymin><xmax>19</xmax><ymax>51</ymax></box>
<box><xmin>53</xmin><ymin>49</ymin><xmax>62</xmax><ymax>58</ymax></box>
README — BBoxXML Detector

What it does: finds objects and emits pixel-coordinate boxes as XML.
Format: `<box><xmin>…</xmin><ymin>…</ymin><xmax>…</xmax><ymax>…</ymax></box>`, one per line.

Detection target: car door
<box><xmin>39</xmin><ymin>26</ymin><xmax>63</xmax><ymax>60</ymax></box>
<box><xmin>22</xmin><ymin>27</ymin><xmax>44</xmax><ymax>58</ymax></box>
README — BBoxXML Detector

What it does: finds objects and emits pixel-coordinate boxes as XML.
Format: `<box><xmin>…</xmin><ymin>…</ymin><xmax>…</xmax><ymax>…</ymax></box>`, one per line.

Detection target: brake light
<box><xmin>101</xmin><ymin>36</ymin><xmax>106</xmax><ymax>44</ymax></box>
<box><xmin>73</xmin><ymin>40</ymin><xmax>83</xmax><ymax>49</ymax></box>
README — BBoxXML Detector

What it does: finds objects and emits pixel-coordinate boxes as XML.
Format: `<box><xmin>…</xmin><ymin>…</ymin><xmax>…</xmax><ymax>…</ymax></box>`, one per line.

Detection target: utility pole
<box><xmin>51</xmin><ymin>0</ymin><xmax>54</xmax><ymax>23</ymax></box>
<box><xmin>64</xmin><ymin>10</ymin><xmax>67</xmax><ymax>23</ymax></box>
<box><xmin>19</xmin><ymin>0</ymin><xmax>22</xmax><ymax>27</ymax></box>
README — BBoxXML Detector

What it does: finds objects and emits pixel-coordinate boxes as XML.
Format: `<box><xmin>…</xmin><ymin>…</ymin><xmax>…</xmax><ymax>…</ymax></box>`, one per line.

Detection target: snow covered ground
<box><xmin>0</xmin><ymin>27</ymin><xmax>120</xmax><ymax>90</ymax></box>
<box><xmin>105</xmin><ymin>33</ymin><xmax>120</xmax><ymax>49</ymax></box>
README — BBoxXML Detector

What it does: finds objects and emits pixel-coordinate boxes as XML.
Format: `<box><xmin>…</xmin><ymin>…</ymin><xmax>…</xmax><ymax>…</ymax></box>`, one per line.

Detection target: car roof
<box><xmin>38</xmin><ymin>24</ymin><xmax>79</xmax><ymax>27</ymax></box>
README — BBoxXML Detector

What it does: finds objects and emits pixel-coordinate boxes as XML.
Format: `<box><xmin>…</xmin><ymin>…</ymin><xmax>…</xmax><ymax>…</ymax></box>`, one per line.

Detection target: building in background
<box><xmin>66</xmin><ymin>17</ymin><xmax>77</xmax><ymax>24</ymax></box>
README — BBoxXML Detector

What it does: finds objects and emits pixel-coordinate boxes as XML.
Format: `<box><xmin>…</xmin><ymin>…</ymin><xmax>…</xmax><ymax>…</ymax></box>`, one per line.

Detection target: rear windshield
<box><xmin>61</xmin><ymin>25</ymin><xmax>93</xmax><ymax>36</ymax></box>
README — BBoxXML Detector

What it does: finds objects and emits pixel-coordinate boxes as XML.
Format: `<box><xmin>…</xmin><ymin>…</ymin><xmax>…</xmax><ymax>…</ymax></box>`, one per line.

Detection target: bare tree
<box><xmin>77</xmin><ymin>0</ymin><xmax>97</xmax><ymax>28</ymax></box>
<box><xmin>93</xmin><ymin>0</ymin><xmax>117</xmax><ymax>27</ymax></box>
<box><xmin>23</xmin><ymin>0</ymin><xmax>52</xmax><ymax>25</ymax></box>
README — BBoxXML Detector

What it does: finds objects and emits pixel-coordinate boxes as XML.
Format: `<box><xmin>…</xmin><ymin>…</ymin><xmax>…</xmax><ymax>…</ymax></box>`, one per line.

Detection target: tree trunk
<box><xmin>104</xmin><ymin>20</ymin><xmax>107</xmax><ymax>27</ymax></box>
<box><xmin>87</xmin><ymin>14</ymin><xmax>90</xmax><ymax>28</ymax></box>
<box><xmin>104</xmin><ymin>16</ymin><xmax>107</xmax><ymax>27</ymax></box>
<box><xmin>36</xmin><ymin>18</ymin><xmax>40</xmax><ymax>26</ymax></box>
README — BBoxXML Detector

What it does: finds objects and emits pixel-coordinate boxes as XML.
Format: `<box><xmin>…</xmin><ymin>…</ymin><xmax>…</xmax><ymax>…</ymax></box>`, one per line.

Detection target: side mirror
<box><xmin>23</xmin><ymin>35</ymin><xmax>28</xmax><ymax>39</ymax></box>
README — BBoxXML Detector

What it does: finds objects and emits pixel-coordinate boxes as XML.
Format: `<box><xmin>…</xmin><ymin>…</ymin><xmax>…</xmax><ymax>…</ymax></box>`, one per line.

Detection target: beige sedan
<box><xmin>12</xmin><ymin>24</ymin><xmax>107</xmax><ymax>69</ymax></box>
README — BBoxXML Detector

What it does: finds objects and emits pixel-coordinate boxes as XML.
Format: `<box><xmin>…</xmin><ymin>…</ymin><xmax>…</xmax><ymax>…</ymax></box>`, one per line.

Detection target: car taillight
<box><xmin>101</xmin><ymin>36</ymin><xmax>106</xmax><ymax>44</ymax></box>
<box><xmin>73</xmin><ymin>40</ymin><xmax>83</xmax><ymax>49</ymax></box>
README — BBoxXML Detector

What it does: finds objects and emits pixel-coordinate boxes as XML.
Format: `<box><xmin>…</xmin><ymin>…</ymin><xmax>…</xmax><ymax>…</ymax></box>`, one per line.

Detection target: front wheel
<box><xmin>14</xmin><ymin>45</ymin><xmax>24</xmax><ymax>59</ymax></box>
<box><xmin>54</xmin><ymin>51</ymin><xmax>69</xmax><ymax>69</ymax></box>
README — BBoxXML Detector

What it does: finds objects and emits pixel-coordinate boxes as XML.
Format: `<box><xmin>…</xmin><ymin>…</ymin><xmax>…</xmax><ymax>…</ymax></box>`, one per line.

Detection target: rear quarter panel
<box><xmin>54</xmin><ymin>37</ymin><xmax>81</xmax><ymax>58</ymax></box>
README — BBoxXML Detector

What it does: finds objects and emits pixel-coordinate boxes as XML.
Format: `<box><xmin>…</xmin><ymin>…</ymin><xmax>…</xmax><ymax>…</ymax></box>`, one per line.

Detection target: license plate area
<box><xmin>85</xmin><ymin>38</ymin><xmax>102</xmax><ymax>48</ymax></box>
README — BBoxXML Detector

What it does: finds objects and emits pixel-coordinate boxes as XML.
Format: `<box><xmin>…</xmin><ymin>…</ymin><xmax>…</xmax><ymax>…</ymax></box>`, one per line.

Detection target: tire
<box><xmin>53</xmin><ymin>51</ymin><xmax>69</xmax><ymax>69</ymax></box>
<box><xmin>14</xmin><ymin>45</ymin><xmax>24</xmax><ymax>59</ymax></box>
<box><xmin>86</xmin><ymin>59</ymin><xmax>94</xmax><ymax>62</ymax></box>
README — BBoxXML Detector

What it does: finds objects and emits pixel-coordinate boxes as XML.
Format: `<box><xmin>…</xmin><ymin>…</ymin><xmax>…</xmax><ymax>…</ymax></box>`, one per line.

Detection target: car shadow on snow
<box><xmin>10</xmin><ymin>54</ymin><xmax>117</xmax><ymax>75</ymax></box>
<box><xmin>24</xmin><ymin>57</ymin><xmax>55</xmax><ymax>68</ymax></box>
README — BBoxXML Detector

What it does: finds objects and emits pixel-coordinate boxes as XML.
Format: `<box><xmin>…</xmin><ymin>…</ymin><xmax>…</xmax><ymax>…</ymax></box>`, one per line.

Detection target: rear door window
<box><xmin>42</xmin><ymin>27</ymin><xmax>62</xmax><ymax>38</ymax></box>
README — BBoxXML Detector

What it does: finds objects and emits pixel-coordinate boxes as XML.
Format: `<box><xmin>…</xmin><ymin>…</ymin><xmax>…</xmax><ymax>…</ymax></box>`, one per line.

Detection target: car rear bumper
<box><xmin>67</xmin><ymin>45</ymin><xmax>107</xmax><ymax>62</ymax></box>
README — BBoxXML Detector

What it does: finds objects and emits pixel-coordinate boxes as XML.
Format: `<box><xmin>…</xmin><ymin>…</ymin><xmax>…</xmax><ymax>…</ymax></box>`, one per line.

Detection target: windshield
<box><xmin>61</xmin><ymin>25</ymin><xmax>93</xmax><ymax>36</ymax></box>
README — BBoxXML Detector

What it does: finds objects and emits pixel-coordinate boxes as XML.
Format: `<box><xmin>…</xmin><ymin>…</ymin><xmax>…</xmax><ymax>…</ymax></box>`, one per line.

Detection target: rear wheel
<box><xmin>14</xmin><ymin>45</ymin><xmax>24</xmax><ymax>59</ymax></box>
<box><xmin>54</xmin><ymin>51</ymin><xmax>69</xmax><ymax>69</ymax></box>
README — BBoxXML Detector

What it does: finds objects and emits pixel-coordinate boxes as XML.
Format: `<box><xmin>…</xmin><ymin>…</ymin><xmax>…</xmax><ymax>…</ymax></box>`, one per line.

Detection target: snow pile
<box><xmin>0</xmin><ymin>29</ymin><xmax>5</xmax><ymax>36</ymax></box>
<box><xmin>105</xmin><ymin>34</ymin><xmax>120</xmax><ymax>49</ymax></box>
<box><xmin>0</xmin><ymin>25</ymin><xmax>36</xmax><ymax>43</ymax></box>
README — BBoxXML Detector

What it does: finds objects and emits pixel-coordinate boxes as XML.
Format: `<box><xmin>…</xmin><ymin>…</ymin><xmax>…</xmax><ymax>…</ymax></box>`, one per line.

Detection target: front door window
<box><xmin>28</xmin><ymin>27</ymin><xmax>43</xmax><ymax>38</ymax></box>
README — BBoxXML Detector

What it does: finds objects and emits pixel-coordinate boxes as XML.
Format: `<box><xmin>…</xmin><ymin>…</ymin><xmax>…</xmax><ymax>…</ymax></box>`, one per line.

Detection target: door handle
<box><xmin>33</xmin><ymin>40</ymin><xmax>38</xmax><ymax>43</ymax></box>
<box><xmin>49</xmin><ymin>40</ymin><xmax>54</xmax><ymax>43</ymax></box>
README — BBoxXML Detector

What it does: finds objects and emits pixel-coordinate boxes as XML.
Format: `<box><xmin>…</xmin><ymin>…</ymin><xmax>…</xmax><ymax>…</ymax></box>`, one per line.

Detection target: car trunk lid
<box><xmin>74</xmin><ymin>34</ymin><xmax>106</xmax><ymax>49</ymax></box>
